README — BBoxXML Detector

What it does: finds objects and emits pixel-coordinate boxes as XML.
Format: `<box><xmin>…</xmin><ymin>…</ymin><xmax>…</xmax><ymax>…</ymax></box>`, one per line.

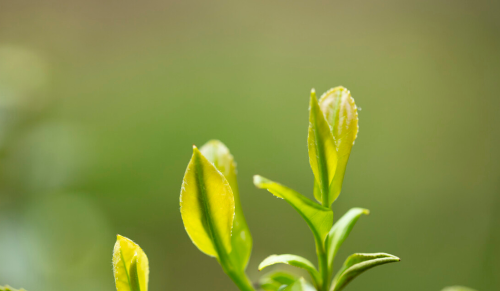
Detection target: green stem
<box><xmin>315</xmin><ymin>237</ymin><xmax>330</xmax><ymax>291</ymax></box>
<box><xmin>225</xmin><ymin>269</ymin><xmax>255</xmax><ymax>291</ymax></box>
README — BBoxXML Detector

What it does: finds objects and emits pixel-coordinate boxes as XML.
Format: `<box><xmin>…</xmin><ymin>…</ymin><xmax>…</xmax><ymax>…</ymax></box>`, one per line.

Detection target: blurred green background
<box><xmin>0</xmin><ymin>0</ymin><xmax>499</xmax><ymax>290</ymax></box>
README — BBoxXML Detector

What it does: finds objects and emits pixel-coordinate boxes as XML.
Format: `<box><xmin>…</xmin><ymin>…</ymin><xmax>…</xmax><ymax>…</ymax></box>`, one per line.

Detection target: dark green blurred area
<box><xmin>0</xmin><ymin>0</ymin><xmax>499</xmax><ymax>290</ymax></box>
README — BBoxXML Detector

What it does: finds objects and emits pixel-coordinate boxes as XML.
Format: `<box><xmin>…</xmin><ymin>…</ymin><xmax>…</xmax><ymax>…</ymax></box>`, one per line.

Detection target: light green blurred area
<box><xmin>0</xmin><ymin>0</ymin><xmax>499</xmax><ymax>290</ymax></box>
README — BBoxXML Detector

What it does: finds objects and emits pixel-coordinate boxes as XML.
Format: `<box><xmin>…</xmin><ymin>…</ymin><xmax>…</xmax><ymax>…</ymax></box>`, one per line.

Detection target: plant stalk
<box><xmin>225</xmin><ymin>270</ymin><xmax>255</xmax><ymax>291</ymax></box>
<box><xmin>315</xmin><ymin>237</ymin><xmax>330</xmax><ymax>291</ymax></box>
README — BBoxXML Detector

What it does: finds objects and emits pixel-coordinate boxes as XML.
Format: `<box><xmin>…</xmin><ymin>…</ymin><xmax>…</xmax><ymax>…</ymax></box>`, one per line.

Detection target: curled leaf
<box><xmin>200</xmin><ymin>140</ymin><xmax>252</xmax><ymax>271</ymax></box>
<box><xmin>180</xmin><ymin>146</ymin><xmax>235</xmax><ymax>257</ymax></box>
<box><xmin>259</xmin><ymin>254</ymin><xmax>321</xmax><ymax>287</ymax></box>
<box><xmin>331</xmin><ymin>253</ymin><xmax>400</xmax><ymax>291</ymax></box>
<box><xmin>281</xmin><ymin>278</ymin><xmax>316</xmax><ymax>291</ymax></box>
<box><xmin>326</xmin><ymin>208</ymin><xmax>369</xmax><ymax>269</ymax></box>
<box><xmin>113</xmin><ymin>235</ymin><xmax>149</xmax><ymax>291</ymax></box>
<box><xmin>319</xmin><ymin>87</ymin><xmax>358</xmax><ymax>203</ymax></box>
<box><xmin>308</xmin><ymin>89</ymin><xmax>338</xmax><ymax>207</ymax></box>
<box><xmin>259</xmin><ymin>271</ymin><xmax>298</xmax><ymax>291</ymax></box>
<box><xmin>253</xmin><ymin>175</ymin><xmax>333</xmax><ymax>244</ymax></box>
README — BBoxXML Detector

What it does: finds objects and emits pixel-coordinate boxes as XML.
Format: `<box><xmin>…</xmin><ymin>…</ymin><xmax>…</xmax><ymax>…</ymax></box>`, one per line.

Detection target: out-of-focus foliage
<box><xmin>441</xmin><ymin>287</ymin><xmax>477</xmax><ymax>291</ymax></box>
<box><xmin>0</xmin><ymin>0</ymin><xmax>499</xmax><ymax>290</ymax></box>
<box><xmin>0</xmin><ymin>286</ymin><xmax>26</xmax><ymax>291</ymax></box>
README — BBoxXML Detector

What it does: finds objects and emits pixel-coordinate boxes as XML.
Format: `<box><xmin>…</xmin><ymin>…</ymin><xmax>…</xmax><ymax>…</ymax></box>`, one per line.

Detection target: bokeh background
<box><xmin>0</xmin><ymin>0</ymin><xmax>499</xmax><ymax>290</ymax></box>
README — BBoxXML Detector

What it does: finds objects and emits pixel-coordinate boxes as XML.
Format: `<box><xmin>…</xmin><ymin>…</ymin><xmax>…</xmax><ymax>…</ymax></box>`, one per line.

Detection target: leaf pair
<box><xmin>180</xmin><ymin>141</ymin><xmax>254</xmax><ymax>290</ymax></box>
<box><xmin>309</xmin><ymin>87</ymin><xmax>359</xmax><ymax>207</ymax></box>
<box><xmin>199</xmin><ymin>141</ymin><xmax>252</xmax><ymax>270</ymax></box>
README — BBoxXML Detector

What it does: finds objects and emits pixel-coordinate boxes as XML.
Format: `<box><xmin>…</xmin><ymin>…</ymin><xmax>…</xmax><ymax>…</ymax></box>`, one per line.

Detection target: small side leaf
<box><xmin>331</xmin><ymin>253</ymin><xmax>400</xmax><ymax>291</ymax></box>
<box><xmin>441</xmin><ymin>287</ymin><xmax>477</xmax><ymax>291</ymax></box>
<box><xmin>113</xmin><ymin>235</ymin><xmax>149</xmax><ymax>291</ymax></box>
<box><xmin>259</xmin><ymin>271</ymin><xmax>298</xmax><ymax>291</ymax></box>
<box><xmin>281</xmin><ymin>278</ymin><xmax>316</xmax><ymax>291</ymax></box>
<box><xmin>259</xmin><ymin>254</ymin><xmax>321</xmax><ymax>287</ymax></box>
<box><xmin>200</xmin><ymin>140</ymin><xmax>252</xmax><ymax>271</ymax></box>
<box><xmin>319</xmin><ymin>87</ymin><xmax>359</xmax><ymax>203</ymax></box>
<box><xmin>254</xmin><ymin>175</ymin><xmax>333</xmax><ymax>244</ymax></box>
<box><xmin>0</xmin><ymin>286</ymin><xmax>27</xmax><ymax>291</ymax></box>
<box><xmin>326</xmin><ymin>208</ymin><xmax>369</xmax><ymax>269</ymax></box>
<box><xmin>308</xmin><ymin>89</ymin><xmax>338</xmax><ymax>207</ymax></box>
<box><xmin>180</xmin><ymin>146</ymin><xmax>235</xmax><ymax>258</ymax></box>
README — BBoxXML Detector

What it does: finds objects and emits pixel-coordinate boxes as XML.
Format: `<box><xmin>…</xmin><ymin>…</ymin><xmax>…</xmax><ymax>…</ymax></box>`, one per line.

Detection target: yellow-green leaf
<box><xmin>259</xmin><ymin>254</ymin><xmax>321</xmax><ymax>288</ymax></box>
<box><xmin>326</xmin><ymin>208</ymin><xmax>369</xmax><ymax>270</ymax></box>
<box><xmin>331</xmin><ymin>253</ymin><xmax>400</xmax><ymax>291</ymax></box>
<box><xmin>180</xmin><ymin>146</ymin><xmax>235</xmax><ymax>257</ymax></box>
<box><xmin>113</xmin><ymin>235</ymin><xmax>149</xmax><ymax>291</ymax></box>
<box><xmin>200</xmin><ymin>140</ymin><xmax>252</xmax><ymax>270</ymax></box>
<box><xmin>0</xmin><ymin>286</ymin><xmax>27</xmax><ymax>291</ymax></box>
<box><xmin>253</xmin><ymin>175</ymin><xmax>333</xmax><ymax>245</ymax></box>
<box><xmin>319</xmin><ymin>87</ymin><xmax>359</xmax><ymax>203</ymax></box>
<box><xmin>308</xmin><ymin>89</ymin><xmax>338</xmax><ymax>207</ymax></box>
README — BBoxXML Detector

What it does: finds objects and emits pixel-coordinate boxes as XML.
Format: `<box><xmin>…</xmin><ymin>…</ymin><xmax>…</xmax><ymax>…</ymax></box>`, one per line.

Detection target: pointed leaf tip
<box><xmin>253</xmin><ymin>175</ymin><xmax>266</xmax><ymax>187</ymax></box>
